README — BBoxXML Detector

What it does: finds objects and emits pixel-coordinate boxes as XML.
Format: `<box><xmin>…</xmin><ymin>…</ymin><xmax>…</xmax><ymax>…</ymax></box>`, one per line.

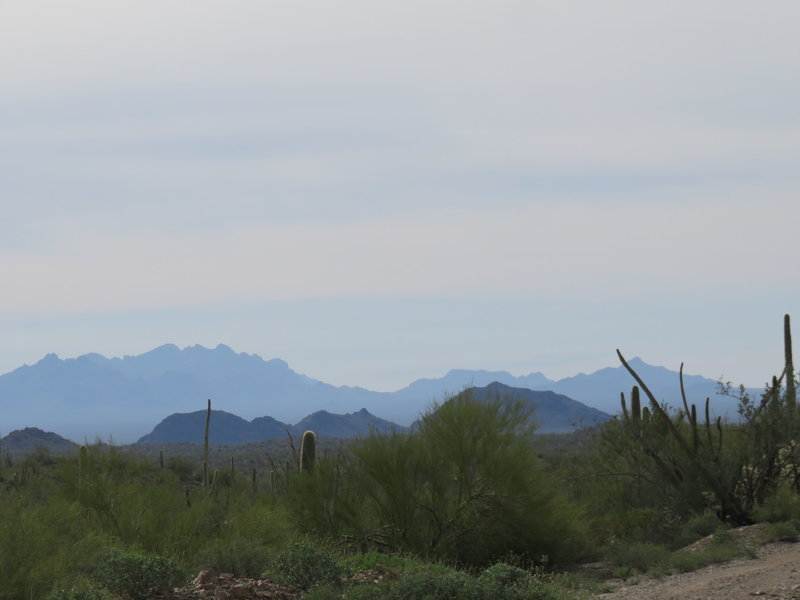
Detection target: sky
<box><xmin>1</xmin><ymin>1</ymin><xmax>798</xmax><ymax>391</ymax></box>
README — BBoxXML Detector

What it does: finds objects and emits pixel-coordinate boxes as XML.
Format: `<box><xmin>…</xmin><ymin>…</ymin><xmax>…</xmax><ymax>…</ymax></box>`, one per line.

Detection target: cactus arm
<box><xmin>631</xmin><ymin>386</ymin><xmax>641</xmax><ymax>421</ymax></box>
<box><xmin>679</xmin><ymin>362</ymin><xmax>691</xmax><ymax>416</ymax></box>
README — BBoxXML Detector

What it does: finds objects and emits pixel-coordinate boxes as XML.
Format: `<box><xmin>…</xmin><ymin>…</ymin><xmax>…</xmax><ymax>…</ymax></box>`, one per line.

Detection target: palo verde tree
<box><xmin>608</xmin><ymin>314</ymin><xmax>800</xmax><ymax>526</ymax></box>
<box><xmin>349</xmin><ymin>390</ymin><xmax>583</xmax><ymax>564</ymax></box>
<box><xmin>285</xmin><ymin>389</ymin><xmax>584</xmax><ymax>565</ymax></box>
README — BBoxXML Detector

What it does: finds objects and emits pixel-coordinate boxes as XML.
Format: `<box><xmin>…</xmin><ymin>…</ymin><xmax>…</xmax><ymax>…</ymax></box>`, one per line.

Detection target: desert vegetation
<box><xmin>2</xmin><ymin>316</ymin><xmax>799</xmax><ymax>600</ymax></box>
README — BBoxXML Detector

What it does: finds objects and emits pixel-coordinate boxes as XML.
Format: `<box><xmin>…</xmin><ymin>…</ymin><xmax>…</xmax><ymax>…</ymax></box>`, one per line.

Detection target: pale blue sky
<box><xmin>1</xmin><ymin>1</ymin><xmax>798</xmax><ymax>391</ymax></box>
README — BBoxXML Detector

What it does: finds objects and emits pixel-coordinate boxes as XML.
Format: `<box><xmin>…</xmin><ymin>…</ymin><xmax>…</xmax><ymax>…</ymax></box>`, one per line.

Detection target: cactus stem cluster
<box><xmin>616</xmin><ymin>314</ymin><xmax>799</xmax><ymax>524</ymax></box>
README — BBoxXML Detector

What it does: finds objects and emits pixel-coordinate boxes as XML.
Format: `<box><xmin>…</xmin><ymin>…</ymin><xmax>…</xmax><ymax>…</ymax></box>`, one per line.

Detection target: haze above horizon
<box><xmin>2</xmin><ymin>2</ymin><xmax>798</xmax><ymax>391</ymax></box>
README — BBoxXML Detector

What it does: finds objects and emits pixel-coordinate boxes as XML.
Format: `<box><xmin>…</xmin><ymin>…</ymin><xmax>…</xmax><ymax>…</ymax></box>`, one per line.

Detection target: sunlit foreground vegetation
<box><xmin>3</xmin><ymin>316</ymin><xmax>800</xmax><ymax>600</ymax></box>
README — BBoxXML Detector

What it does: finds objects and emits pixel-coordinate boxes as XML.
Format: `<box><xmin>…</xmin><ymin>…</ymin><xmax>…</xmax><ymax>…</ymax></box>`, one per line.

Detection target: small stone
<box><xmin>194</xmin><ymin>570</ymin><xmax>212</xmax><ymax>585</ymax></box>
<box><xmin>230</xmin><ymin>584</ymin><xmax>251</xmax><ymax>598</ymax></box>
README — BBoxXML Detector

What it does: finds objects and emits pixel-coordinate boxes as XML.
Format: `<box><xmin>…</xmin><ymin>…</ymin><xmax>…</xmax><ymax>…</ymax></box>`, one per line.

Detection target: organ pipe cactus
<box><xmin>618</xmin><ymin>349</ymin><xmax>741</xmax><ymax>520</ymax></box>
<box><xmin>616</xmin><ymin>314</ymin><xmax>800</xmax><ymax>524</ymax></box>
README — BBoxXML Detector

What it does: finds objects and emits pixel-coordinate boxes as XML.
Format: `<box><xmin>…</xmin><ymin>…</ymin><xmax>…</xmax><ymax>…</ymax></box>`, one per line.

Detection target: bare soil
<box><xmin>595</xmin><ymin>539</ymin><xmax>800</xmax><ymax>600</ymax></box>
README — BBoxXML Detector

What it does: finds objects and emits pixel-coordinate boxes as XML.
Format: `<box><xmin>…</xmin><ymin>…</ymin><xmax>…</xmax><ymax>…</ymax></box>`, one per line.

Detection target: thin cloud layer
<box><xmin>1</xmin><ymin>1</ymin><xmax>798</xmax><ymax>388</ymax></box>
<box><xmin>1</xmin><ymin>198</ymin><xmax>794</xmax><ymax>317</ymax></box>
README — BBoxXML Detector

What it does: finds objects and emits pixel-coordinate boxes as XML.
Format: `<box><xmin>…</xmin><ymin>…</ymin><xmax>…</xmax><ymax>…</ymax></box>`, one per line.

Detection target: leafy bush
<box><xmin>338</xmin><ymin>552</ymin><xmax>421</xmax><ymax>574</ymax></box>
<box><xmin>339</xmin><ymin>392</ymin><xmax>585</xmax><ymax>565</ymax></box>
<box><xmin>758</xmin><ymin>520</ymin><xmax>800</xmax><ymax>543</ymax></box>
<box><xmin>754</xmin><ymin>485</ymin><xmax>800</xmax><ymax>523</ymax></box>
<box><xmin>675</xmin><ymin>513</ymin><xmax>725</xmax><ymax>547</ymax></box>
<box><xmin>268</xmin><ymin>543</ymin><xmax>344</xmax><ymax>590</ymax></box>
<box><xmin>94</xmin><ymin>551</ymin><xmax>182</xmax><ymax>600</ymax></box>
<box><xmin>707</xmin><ymin>528</ymin><xmax>736</xmax><ymax>548</ymax></box>
<box><xmin>603</xmin><ymin>542</ymin><xmax>671</xmax><ymax>574</ymax></box>
<box><xmin>666</xmin><ymin>531</ymin><xmax>755</xmax><ymax>574</ymax></box>
<box><xmin>339</xmin><ymin>584</ymin><xmax>389</xmax><ymax>600</ymax></box>
<box><xmin>605</xmin><ymin>528</ymin><xmax>755</xmax><ymax>578</ymax></box>
<box><xmin>46</xmin><ymin>589</ymin><xmax>110</xmax><ymax>600</ymax></box>
<box><xmin>479</xmin><ymin>562</ymin><xmax>560</xmax><ymax>600</ymax></box>
<box><xmin>384</xmin><ymin>564</ymin><xmax>565</xmax><ymax>600</ymax></box>
<box><xmin>165</xmin><ymin>456</ymin><xmax>197</xmax><ymax>483</ymax></box>
<box><xmin>664</xmin><ymin>550</ymin><xmax>705</xmax><ymax>574</ymax></box>
<box><xmin>385</xmin><ymin>566</ymin><xmax>488</xmax><ymax>600</ymax></box>
<box><xmin>0</xmin><ymin>486</ymin><xmax>112</xmax><ymax>600</ymax></box>
<box><xmin>196</xmin><ymin>538</ymin><xmax>269</xmax><ymax>577</ymax></box>
<box><xmin>302</xmin><ymin>583</ymin><xmax>352</xmax><ymax>600</ymax></box>
<box><xmin>479</xmin><ymin>562</ymin><xmax>531</xmax><ymax>588</ymax></box>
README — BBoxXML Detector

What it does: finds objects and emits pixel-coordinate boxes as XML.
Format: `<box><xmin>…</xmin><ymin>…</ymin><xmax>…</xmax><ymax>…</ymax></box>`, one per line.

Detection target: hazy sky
<box><xmin>1</xmin><ymin>1</ymin><xmax>798</xmax><ymax>391</ymax></box>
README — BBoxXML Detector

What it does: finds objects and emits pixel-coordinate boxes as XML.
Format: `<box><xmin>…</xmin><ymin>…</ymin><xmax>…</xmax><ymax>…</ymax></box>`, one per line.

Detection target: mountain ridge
<box><xmin>135</xmin><ymin>407</ymin><xmax>402</xmax><ymax>445</ymax></box>
<box><xmin>0</xmin><ymin>344</ymin><xmax>749</xmax><ymax>443</ymax></box>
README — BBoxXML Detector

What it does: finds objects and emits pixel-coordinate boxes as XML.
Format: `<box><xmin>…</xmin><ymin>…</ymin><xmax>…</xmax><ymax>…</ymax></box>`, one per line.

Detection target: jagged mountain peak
<box><xmin>0</xmin><ymin>345</ymin><xmax>748</xmax><ymax>444</ymax></box>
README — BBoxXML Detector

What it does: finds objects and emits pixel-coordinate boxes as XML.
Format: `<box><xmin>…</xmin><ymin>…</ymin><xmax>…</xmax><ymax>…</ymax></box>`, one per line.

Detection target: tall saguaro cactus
<box><xmin>300</xmin><ymin>430</ymin><xmax>316</xmax><ymax>473</ymax></box>
<box><xmin>785</xmin><ymin>314</ymin><xmax>796</xmax><ymax>412</ymax></box>
<box><xmin>203</xmin><ymin>399</ymin><xmax>211</xmax><ymax>494</ymax></box>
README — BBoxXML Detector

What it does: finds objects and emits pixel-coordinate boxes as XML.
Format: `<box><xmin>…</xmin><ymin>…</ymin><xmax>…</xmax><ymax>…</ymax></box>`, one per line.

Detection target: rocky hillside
<box><xmin>0</xmin><ymin>427</ymin><xmax>78</xmax><ymax>457</ymax></box>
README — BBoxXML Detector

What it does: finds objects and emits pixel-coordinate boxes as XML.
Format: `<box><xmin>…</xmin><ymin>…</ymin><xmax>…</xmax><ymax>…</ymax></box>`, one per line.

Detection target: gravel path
<box><xmin>594</xmin><ymin>542</ymin><xmax>800</xmax><ymax>600</ymax></box>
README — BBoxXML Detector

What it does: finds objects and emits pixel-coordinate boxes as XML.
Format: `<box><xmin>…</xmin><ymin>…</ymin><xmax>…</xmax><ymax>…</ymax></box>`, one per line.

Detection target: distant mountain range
<box><xmin>0</xmin><ymin>343</ymin><xmax>748</xmax><ymax>443</ymax></box>
<box><xmin>136</xmin><ymin>382</ymin><xmax>612</xmax><ymax>445</ymax></box>
<box><xmin>136</xmin><ymin>407</ymin><xmax>402</xmax><ymax>445</ymax></box>
<box><xmin>1</xmin><ymin>381</ymin><xmax>612</xmax><ymax>452</ymax></box>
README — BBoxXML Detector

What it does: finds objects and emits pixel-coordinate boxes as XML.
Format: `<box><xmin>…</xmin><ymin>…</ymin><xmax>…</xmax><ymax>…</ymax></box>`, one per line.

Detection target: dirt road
<box><xmin>595</xmin><ymin>541</ymin><xmax>800</xmax><ymax>600</ymax></box>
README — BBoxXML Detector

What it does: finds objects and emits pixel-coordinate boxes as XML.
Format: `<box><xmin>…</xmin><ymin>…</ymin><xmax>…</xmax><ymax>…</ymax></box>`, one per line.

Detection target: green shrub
<box><xmin>46</xmin><ymin>589</ymin><xmax>110</xmax><ymax>600</ymax></box>
<box><xmin>479</xmin><ymin>562</ymin><xmax>531</xmax><ymax>588</ymax></box>
<box><xmin>342</xmin><ymin>392</ymin><xmax>585</xmax><ymax>565</ymax></box>
<box><xmin>338</xmin><ymin>552</ymin><xmax>421</xmax><ymax>574</ymax></box>
<box><xmin>0</xmin><ymin>487</ymin><xmax>113</xmax><ymax>600</ymax></box>
<box><xmin>758</xmin><ymin>520</ymin><xmax>800</xmax><ymax>543</ymax></box>
<box><xmin>674</xmin><ymin>513</ymin><xmax>725</xmax><ymax>547</ymax></box>
<box><xmin>603</xmin><ymin>542</ymin><xmax>671</xmax><ymax>573</ymax></box>
<box><xmin>667</xmin><ymin>531</ymin><xmax>754</xmax><ymax>574</ymax></box>
<box><xmin>196</xmin><ymin>538</ymin><xmax>269</xmax><ymax>578</ymax></box>
<box><xmin>302</xmin><ymin>583</ymin><xmax>349</xmax><ymax>600</ymax></box>
<box><xmin>385</xmin><ymin>567</ymin><xmax>488</xmax><ymax>600</ymax></box>
<box><xmin>385</xmin><ymin>564</ymin><xmax>565</xmax><ymax>600</ymax></box>
<box><xmin>165</xmin><ymin>456</ymin><xmax>197</xmax><ymax>483</ymax></box>
<box><xmin>268</xmin><ymin>543</ymin><xmax>344</xmax><ymax>590</ymax></box>
<box><xmin>610</xmin><ymin>566</ymin><xmax>634</xmax><ymax>579</ymax></box>
<box><xmin>341</xmin><ymin>584</ymin><xmax>389</xmax><ymax>600</ymax></box>
<box><xmin>754</xmin><ymin>486</ymin><xmax>800</xmax><ymax>523</ymax></box>
<box><xmin>94</xmin><ymin>551</ymin><xmax>182</xmax><ymax>600</ymax></box>
<box><xmin>708</xmin><ymin>528</ymin><xmax>736</xmax><ymax>548</ymax></box>
<box><xmin>665</xmin><ymin>550</ymin><xmax>704</xmax><ymax>573</ymax></box>
<box><xmin>479</xmin><ymin>562</ymin><xmax>561</xmax><ymax>600</ymax></box>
